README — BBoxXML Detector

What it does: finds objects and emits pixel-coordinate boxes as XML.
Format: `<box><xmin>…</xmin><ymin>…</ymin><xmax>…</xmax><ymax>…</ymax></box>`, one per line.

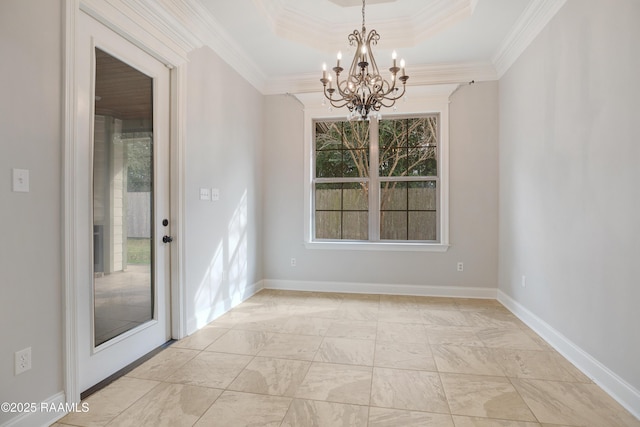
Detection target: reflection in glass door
<box><xmin>92</xmin><ymin>48</ymin><xmax>154</xmax><ymax>346</ymax></box>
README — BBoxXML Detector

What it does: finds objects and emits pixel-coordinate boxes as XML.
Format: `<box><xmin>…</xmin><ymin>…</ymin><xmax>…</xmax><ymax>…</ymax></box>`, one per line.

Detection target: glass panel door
<box><xmin>77</xmin><ymin>11</ymin><xmax>171</xmax><ymax>392</ymax></box>
<box><xmin>92</xmin><ymin>48</ymin><xmax>155</xmax><ymax>346</ymax></box>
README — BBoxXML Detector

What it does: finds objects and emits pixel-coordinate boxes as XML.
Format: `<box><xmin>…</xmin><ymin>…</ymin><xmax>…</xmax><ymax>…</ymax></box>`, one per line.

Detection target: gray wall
<box><xmin>499</xmin><ymin>0</ymin><xmax>640</xmax><ymax>392</ymax></box>
<box><xmin>0</xmin><ymin>0</ymin><xmax>63</xmax><ymax>422</ymax></box>
<box><xmin>262</xmin><ymin>82</ymin><xmax>499</xmax><ymax>289</ymax></box>
<box><xmin>184</xmin><ymin>46</ymin><xmax>264</xmax><ymax>333</ymax></box>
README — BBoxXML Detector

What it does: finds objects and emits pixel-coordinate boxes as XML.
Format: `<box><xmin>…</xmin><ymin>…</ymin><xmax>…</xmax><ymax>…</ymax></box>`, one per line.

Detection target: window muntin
<box><xmin>313</xmin><ymin>115</ymin><xmax>439</xmax><ymax>243</ymax></box>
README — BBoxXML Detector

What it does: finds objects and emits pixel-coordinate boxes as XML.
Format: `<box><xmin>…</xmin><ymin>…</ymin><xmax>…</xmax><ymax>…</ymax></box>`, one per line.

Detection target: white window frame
<box><xmin>301</xmin><ymin>87</ymin><xmax>454</xmax><ymax>252</ymax></box>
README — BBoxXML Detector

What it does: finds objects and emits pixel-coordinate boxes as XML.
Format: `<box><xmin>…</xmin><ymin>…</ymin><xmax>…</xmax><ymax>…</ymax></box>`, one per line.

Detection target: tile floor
<box><xmin>53</xmin><ymin>290</ymin><xmax>640</xmax><ymax>427</ymax></box>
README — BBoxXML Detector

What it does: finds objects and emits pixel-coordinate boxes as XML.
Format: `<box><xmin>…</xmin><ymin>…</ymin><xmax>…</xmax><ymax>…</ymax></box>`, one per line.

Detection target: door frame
<box><xmin>62</xmin><ymin>0</ymin><xmax>187</xmax><ymax>404</ymax></box>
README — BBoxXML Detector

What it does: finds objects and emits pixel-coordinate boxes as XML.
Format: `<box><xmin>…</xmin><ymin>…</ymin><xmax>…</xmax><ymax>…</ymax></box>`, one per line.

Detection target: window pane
<box><xmin>343</xmin><ymin>149</ymin><xmax>369</xmax><ymax>177</ymax></box>
<box><xmin>380</xmin><ymin>181</ymin><xmax>437</xmax><ymax>241</ymax></box>
<box><xmin>379</xmin><ymin>118</ymin><xmax>404</xmax><ymax>149</ymax></box>
<box><xmin>342</xmin><ymin>120</ymin><xmax>369</xmax><ymax>150</ymax></box>
<box><xmin>316</xmin><ymin>211</ymin><xmax>341</xmax><ymax>239</ymax></box>
<box><xmin>316</xmin><ymin>150</ymin><xmax>344</xmax><ymax>177</ymax></box>
<box><xmin>380</xmin><ymin>182</ymin><xmax>407</xmax><ymax>210</ymax></box>
<box><xmin>380</xmin><ymin>211</ymin><xmax>407</xmax><ymax>240</ymax></box>
<box><xmin>408</xmin><ymin>146</ymin><xmax>437</xmax><ymax>176</ymax></box>
<box><xmin>315</xmin><ymin>183</ymin><xmax>342</xmax><ymax>210</ymax></box>
<box><xmin>315</xmin><ymin>182</ymin><xmax>368</xmax><ymax>240</ymax></box>
<box><xmin>408</xmin><ymin>211</ymin><xmax>437</xmax><ymax>240</ymax></box>
<box><xmin>379</xmin><ymin>116</ymin><xmax>438</xmax><ymax>177</ymax></box>
<box><xmin>342</xmin><ymin>182</ymin><xmax>368</xmax><ymax>210</ymax></box>
<box><xmin>315</xmin><ymin>120</ymin><xmax>369</xmax><ymax>178</ymax></box>
<box><xmin>380</xmin><ymin>147</ymin><xmax>408</xmax><ymax>177</ymax></box>
<box><xmin>408</xmin><ymin>181</ymin><xmax>436</xmax><ymax>210</ymax></box>
<box><xmin>315</xmin><ymin>121</ymin><xmax>342</xmax><ymax>150</ymax></box>
<box><xmin>343</xmin><ymin>212</ymin><xmax>368</xmax><ymax>240</ymax></box>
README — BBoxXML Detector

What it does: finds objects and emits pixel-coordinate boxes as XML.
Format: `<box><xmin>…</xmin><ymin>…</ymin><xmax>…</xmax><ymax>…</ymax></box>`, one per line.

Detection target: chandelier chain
<box><xmin>362</xmin><ymin>0</ymin><xmax>366</xmax><ymax>31</ymax></box>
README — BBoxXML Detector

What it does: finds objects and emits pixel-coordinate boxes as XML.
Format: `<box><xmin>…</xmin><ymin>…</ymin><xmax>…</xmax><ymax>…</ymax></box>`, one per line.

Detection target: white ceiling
<box><xmin>104</xmin><ymin>0</ymin><xmax>565</xmax><ymax>94</ymax></box>
<box><xmin>196</xmin><ymin>0</ymin><xmax>530</xmax><ymax>87</ymax></box>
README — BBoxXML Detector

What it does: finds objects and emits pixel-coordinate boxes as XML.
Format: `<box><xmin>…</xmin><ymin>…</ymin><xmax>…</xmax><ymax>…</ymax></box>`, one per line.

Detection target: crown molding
<box><xmin>126</xmin><ymin>0</ymin><xmax>203</xmax><ymax>52</ymax></box>
<box><xmin>81</xmin><ymin>0</ymin><xmax>268</xmax><ymax>92</ymax></box>
<box><xmin>412</xmin><ymin>61</ymin><xmax>497</xmax><ymax>84</ymax></box>
<box><xmin>492</xmin><ymin>0</ymin><xmax>567</xmax><ymax>78</ymax></box>
<box><xmin>156</xmin><ymin>0</ymin><xmax>268</xmax><ymax>92</ymax></box>
<box><xmin>264</xmin><ymin>61</ymin><xmax>497</xmax><ymax>95</ymax></box>
<box><xmin>80</xmin><ymin>0</ymin><xmax>192</xmax><ymax>66</ymax></box>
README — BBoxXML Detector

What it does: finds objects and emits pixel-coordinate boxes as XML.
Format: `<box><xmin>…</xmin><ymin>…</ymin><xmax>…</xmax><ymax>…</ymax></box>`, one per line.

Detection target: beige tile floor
<box><xmin>53</xmin><ymin>290</ymin><xmax>640</xmax><ymax>427</ymax></box>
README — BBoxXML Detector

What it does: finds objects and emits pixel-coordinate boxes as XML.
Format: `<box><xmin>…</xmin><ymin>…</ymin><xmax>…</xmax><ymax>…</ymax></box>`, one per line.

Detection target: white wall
<box><xmin>184</xmin><ymin>46</ymin><xmax>264</xmax><ymax>333</ymax></box>
<box><xmin>0</xmin><ymin>0</ymin><xmax>63</xmax><ymax>423</ymax></box>
<box><xmin>262</xmin><ymin>82</ymin><xmax>499</xmax><ymax>292</ymax></box>
<box><xmin>499</xmin><ymin>0</ymin><xmax>640</xmax><ymax>402</ymax></box>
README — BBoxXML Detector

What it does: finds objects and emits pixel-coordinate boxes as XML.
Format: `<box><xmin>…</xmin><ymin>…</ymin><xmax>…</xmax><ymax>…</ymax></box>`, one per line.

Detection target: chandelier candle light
<box><xmin>320</xmin><ymin>0</ymin><xmax>409</xmax><ymax>120</ymax></box>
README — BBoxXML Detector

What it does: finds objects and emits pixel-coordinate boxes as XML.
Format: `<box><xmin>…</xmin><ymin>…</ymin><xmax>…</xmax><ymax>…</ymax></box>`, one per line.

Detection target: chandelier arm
<box><xmin>375</xmin><ymin>78</ymin><xmax>402</xmax><ymax>99</ymax></box>
<box><xmin>333</xmin><ymin>74</ymin><xmax>353</xmax><ymax>100</ymax></box>
<box><xmin>379</xmin><ymin>83</ymin><xmax>406</xmax><ymax>103</ymax></box>
<box><xmin>322</xmin><ymin>89</ymin><xmax>352</xmax><ymax>109</ymax></box>
<box><xmin>348</xmin><ymin>30</ymin><xmax>363</xmax><ymax>75</ymax></box>
<box><xmin>376</xmin><ymin>93</ymin><xmax>404</xmax><ymax>109</ymax></box>
<box><xmin>329</xmin><ymin>70</ymin><xmax>353</xmax><ymax>103</ymax></box>
<box><xmin>375</xmin><ymin>99</ymin><xmax>397</xmax><ymax>109</ymax></box>
<box><xmin>330</xmin><ymin>99</ymin><xmax>352</xmax><ymax>110</ymax></box>
<box><xmin>365</xmin><ymin>30</ymin><xmax>380</xmax><ymax>77</ymax></box>
<box><xmin>383</xmin><ymin>76</ymin><xmax>399</xmax><ymax>95</ymax></box>
<box><xmin>391</xmin><ymin>84</ymin><xmax>407</xmax><ymax>100</ymax></box>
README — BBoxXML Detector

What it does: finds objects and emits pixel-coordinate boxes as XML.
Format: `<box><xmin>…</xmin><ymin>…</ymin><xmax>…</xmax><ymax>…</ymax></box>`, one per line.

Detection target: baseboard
<box><xmin>187</xmin><ymin>280</ymin><xmax>264</xmax><ymax>334</ymax></box>
<box><xmin>497</xmin><ymin>290</ymin><xmax>640</xmax><ymax>420</ymax></box>
<box><xmin>1</xmin><ymin>391</ymin><xmax>67</xmax><ymax>427</ymax></box>
<box><xmin>263</xmin><ymin>279</ymin><xmax>497</xmax><ymax>299</ymax></box>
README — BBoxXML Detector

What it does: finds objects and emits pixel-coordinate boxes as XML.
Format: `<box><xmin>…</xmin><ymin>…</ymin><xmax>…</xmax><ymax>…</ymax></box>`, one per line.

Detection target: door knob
<box><xmin>162</xmin><ymin>235</ymin><xmax>173</xmax><ymax>243</ymax></box>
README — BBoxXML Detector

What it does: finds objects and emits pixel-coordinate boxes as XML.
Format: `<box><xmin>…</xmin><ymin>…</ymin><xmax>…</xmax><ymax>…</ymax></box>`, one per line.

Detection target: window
<box><xmin>312</xmin><ymin>115</ymin><xmax>444</xmax><ymax>246</ymax></box>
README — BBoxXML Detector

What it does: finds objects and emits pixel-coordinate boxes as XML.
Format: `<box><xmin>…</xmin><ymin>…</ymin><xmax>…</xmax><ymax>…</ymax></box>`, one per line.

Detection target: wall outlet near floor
<box><xmin>521</xmin><ymin>275</ymin><xmax>527</xmax><ymax>288</ymax></box>
<box><xmin>15</xmin><ymin>347</ymin><xmax>31</xmax><ymax>375</ymax></box>
<box><xmin>456</xmin><ymin>262</ymin><xmax>464</xmax><ymax>272</ymax></box>
<box><xmin>290</xmin><ymin>258</ymin><xmax>297</xmax><ymax>267</ymax></box>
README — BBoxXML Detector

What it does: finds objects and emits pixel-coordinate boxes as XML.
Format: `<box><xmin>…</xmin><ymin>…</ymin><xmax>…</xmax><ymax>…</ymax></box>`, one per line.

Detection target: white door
<box><xmin>75</xmin><ymin>11</ymin><xmax>171</xmax><ymax>392</ymax></box>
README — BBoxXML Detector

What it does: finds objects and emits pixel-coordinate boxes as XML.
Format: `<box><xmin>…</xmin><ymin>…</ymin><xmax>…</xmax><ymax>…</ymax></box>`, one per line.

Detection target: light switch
<box><xmin>199</xmin><ymin>187</ymin><xmax>211</xmax><ymax>201</ymax></box>
<box><xmin>211</xmin><ymin>188</ymin><xmax>220</xmax><ymax>201</ymax></box>
<box><xmin>12</xmin><ymin>169</ymin><xmax>29</xmax><ymax>192</ymax></box>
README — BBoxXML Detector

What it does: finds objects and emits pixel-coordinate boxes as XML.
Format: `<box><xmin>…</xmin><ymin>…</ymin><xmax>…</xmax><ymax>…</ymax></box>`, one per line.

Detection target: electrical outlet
<box><xmin>456</xmin><ymin>262</ymin><xmax>464</xmax><ymax>272</ymax></box>
<box><xmin>521</xmin><ymin>275</ymin><xmax>526</xmax><ymax>288</ymax></box>
<box><xmin>12</xmin><ymin>169</ymin><xmax>30</xmax><ymax>192</ymax></box>
<box><xmin>290</xmin><ymin>258</ymin><xmax>297</xmax><ymax>267</ymax></box>
<box><xmin>15</xmin><ymin>347</ymin><xmax>31</xmax><ymax>375</ymax></box>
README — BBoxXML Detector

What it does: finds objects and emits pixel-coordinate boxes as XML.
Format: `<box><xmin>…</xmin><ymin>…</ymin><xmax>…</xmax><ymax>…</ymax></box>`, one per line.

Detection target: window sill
<box><xmin>304</xmin><ymin>241</ymin><xmax>450</xmax><ymax>252</ymax></box>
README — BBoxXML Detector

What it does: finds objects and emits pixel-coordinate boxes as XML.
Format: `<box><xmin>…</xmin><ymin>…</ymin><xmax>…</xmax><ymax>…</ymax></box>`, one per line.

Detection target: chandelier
<box><xmin>320</xmin><ymin>0</ymin><xmax>409</xmax><ymax>121</ymax></box>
